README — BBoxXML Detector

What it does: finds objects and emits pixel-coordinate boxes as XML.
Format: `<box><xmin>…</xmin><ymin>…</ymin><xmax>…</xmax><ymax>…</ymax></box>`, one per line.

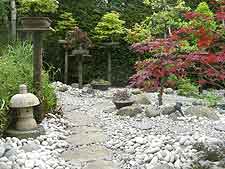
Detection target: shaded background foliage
<box><xmin>1</xmin><ymin>0</ymin><xmax>210</xmax><ymax>86</ymax></box>
<box><xmin>43</xmin><ymin>0</ymin><xmax>150</xmax><ymax>86</ymax></box>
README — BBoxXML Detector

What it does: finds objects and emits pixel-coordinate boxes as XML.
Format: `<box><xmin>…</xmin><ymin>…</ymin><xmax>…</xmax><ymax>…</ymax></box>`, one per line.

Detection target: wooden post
<box><xmin>78</xmin><ymin>55</ymin><xmax>83</xmax><ymax>89</ymax></box>
<box><xmin>33</xmin><ymin>32</ymin><xmax>43</xmax><ymax>101</ymax></box>
<box><xmin>10</xmin><ymin>0</ymin><xmax>16</xmax><ymax>40</ymax></box>
<box><xmin>107</xmin><ymin>51</ymin><xmax>112</xmax><ymax>83</ymax></box>
<box><xmin>64</xmin><ymin>49</ymin><xmax>68</xmax><ymax>84</ymax></box>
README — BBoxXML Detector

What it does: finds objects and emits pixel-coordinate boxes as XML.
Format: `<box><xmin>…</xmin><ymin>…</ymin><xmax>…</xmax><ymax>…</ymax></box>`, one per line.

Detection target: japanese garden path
<box><xmin>60</xmin><ymin>94</ymin><xmax>120</xmax><ymax>169</ymax></box>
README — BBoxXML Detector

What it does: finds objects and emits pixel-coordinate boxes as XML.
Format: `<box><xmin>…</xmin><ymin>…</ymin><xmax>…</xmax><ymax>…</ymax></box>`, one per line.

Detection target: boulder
<box><xmin>160</xmin><ymin>105</ymin><xmax>176</xmax><ymax>115</ymax></box>
<box><xmin>132</xmin><ymin>94</ymin><xmax>151</xmax><ymax>105</ymax></box>
<box><xmin>0</xmin><ymin>146</ymin><xmax>5</xmax><ymax>158</ymax></box>
<box><xmin>193</xmin><ymin>137</ymin><xmax>225</xmax><ymax>168</ymax></box>
<box><xmin>185</xmin><ymin>106</ymin><xmax>220</xmax><ymax>120</ymax></box>
<box><xmin>116</xmin><ymin>105</ymin><xmax>142</xmax><ymax>117</ymax></box>
<box><xmin>145</xmin><ymin>106</ymin><xmax>160</xmax><ymax>118</ymax></box>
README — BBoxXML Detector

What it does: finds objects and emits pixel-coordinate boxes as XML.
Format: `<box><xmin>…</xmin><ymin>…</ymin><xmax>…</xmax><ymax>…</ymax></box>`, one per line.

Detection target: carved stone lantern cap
<box><xmin>10</xmin><ymin>84</ymin><xmax>40</xmax><ymax>108</ymax></box>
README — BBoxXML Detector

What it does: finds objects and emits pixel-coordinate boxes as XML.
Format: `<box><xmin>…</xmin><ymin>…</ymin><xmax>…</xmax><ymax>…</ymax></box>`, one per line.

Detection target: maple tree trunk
<box><xmin>158</xmin><ymin>79</ymin><xmax>165</xmax><ymax>106</ymax></box>
<box><xmin>168</xmin><ymin>26</ymin><xmax>172</xmax><ymax>36</ymax></box>
<box><xmin>107</xmin><ymin>51</ymin><xmax>112</xmax><ymax>83</ymax></box>
<box><xmin>78</xmin><ymin>56</ymin><xmax>83</xmax><ymax>89</ymax></box>
<box><xmin>64</xmin><ymin>49</ymin><xmax>68</xmax><ymax>84</ymax></box>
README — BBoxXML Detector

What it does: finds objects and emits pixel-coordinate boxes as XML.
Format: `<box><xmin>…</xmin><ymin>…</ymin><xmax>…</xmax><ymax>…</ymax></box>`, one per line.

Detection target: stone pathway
<box><xmin>61</xmin><ymin>96</ymin><xmax>120</xmax><ymax>169</ymax></box>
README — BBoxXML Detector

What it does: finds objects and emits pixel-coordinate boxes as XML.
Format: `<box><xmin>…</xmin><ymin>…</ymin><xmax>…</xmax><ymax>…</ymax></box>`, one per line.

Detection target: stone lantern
<box><xmin>6</xmin><ymin>84</ymin><xmax>44</xmax><ymax>138</ymax></box>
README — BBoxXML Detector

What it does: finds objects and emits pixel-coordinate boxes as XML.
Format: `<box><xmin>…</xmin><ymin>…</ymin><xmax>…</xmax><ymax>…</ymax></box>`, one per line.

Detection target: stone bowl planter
<box><xmin>91</xmin><ymin>83</ymin><xmax>110</xmax><ymax>91</ymax></box>
<box><xmin>91</xmin><ymin>80</ymin><xmax>111</xmax><ymax>91</ymax></box>
<box><xmin>113</xmin><ymin>100</ymin><xmax>135</xmax><ymax>109</ymax></box>
<box><xmin>20</xmin><ymin>17</ymin><xmax>51</xmax><ymax>29</ymax></box>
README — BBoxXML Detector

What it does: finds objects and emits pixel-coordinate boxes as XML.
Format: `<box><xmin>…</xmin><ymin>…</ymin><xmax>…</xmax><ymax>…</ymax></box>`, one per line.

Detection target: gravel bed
<box><xmin>55</xmin><ymin>82</ymin><xmax>225</xmax><ymax>169</ymax></box>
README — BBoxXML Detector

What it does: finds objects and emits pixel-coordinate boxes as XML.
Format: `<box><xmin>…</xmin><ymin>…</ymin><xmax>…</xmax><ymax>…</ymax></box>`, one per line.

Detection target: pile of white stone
<box><xmin>0</xmin><ymin>114</ymin><xmax>77</xmax><ymax>169</ymax></box>
<box><xmin>53</xmin><ymin>82</ymin><xmax>225</xmax><ymax>169</ymax></box>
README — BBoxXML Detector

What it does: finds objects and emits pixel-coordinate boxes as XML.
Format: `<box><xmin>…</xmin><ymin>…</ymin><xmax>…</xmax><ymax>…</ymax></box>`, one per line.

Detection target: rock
<box><xmin>145</xmin><ymin>106</ymin><xmax>160</xmax><ymax>118</ymax></box>
<box><xmin>185</xmin><ymin>106</ymin><xmax>220</xmax><ymax>120</ymax></box>
<box><xmin>165</xmin><ymin>145</ymin><xmax>173</xmax><ymax>151</ymax></box>
<box><xmin>116</xmin><ymin>105</ymin><xmax>142</xmax><ymax>117</ymax></box>
<box><xmin>25</xmin><ymin>160</ymin><xmax>35</xmax><ymax>168</ymax></box>
<box><xmin>193</xmin><ymin>137</ymin><xmax>225</xmax><ymax>168</ymax></box>
<box><xmin>0</xmin><ymin>146</ymin><xmax>6</xmax><ymax>158</ymax></box>
<box><xmin>42</xmin><ymin>141</ymin><xmax>48</xmax><ymax>146</ymax></box>
<box><xmin>147</xmin><ymin>147</ymin><xmax>160</xmax><ymax>154</ymax></box>
<box><xmin>179</xmin><ymin>136</ymin><xmax>188</xmax><ymax>145</ymax></box>
<box><xmin>174</xmin><ymin>159</ymin><xmax>182</xmax><ymax>168</ymax></box>
<box><xmin>0</xmin><ymin>162</ymin><xmax>10</xmax><ymax>169</ymax></box>
<box><xmin>214</xmin><ymin>123</ymin><xmax>225</xmax><ymax>132</ymax></box>
<box><xmin>132</xmin><ymin>94</ymin><xmax>151</xmax><ymax>105</ymax></box>
<box><xmin>82</xmin><ymin>87</ymin><xmax>94</xmax><ymax>94</ymax></box>
<box><xmin>4</xmin><ymin>148</ymin><xmax>17</xmax><ymax>158</ymax></box>
<box><xmin>58</xmin><ymin>85</ymin><xmax>68</xmax><ymax>92</ymax></box>
<box><xmin>131</xmin><ymin>89</ymin><xmax>143</xmax><ymax>95</ymax></box>
<box><xmin>164</xmin><ymin>88</ymin><xmax>174</xmax><ymax>95</ymax></box>
<box><xmin>151</xmin><ymin>164</ymin><xmax>174</xmax><ymax>169</ymax></box>
<box><xmin>135</xmin><ymin>137</ymin><xmax>146</xmax><ymax>144</ymax></box>
<box><xmin>192</xmin><ymin>100</ymin><xmax>206</xmax><ymax>106</ymax></box>
<box><xmin>150</xmin><ymin>156</ymin><xmax>158</xmax><ymax>165</ymax></box>
<box><xmin>133</xmin><ymin>120</ymin><xmax>152</xmax><ymax>130</ymax></box>
<box><xmin>71</xmin><ymin>83</ymin><xmax>79</xmax><ymax>88</ymax></box>
<box><xmin>0</xmin><ymin>157</ymin><xmax>8</xmax><ymax>162</ymax></box>
<box><xmin>22</xmin><ymin>142</ymin><xmax>41</xmax><ymax>152</ymax></box>
<box><xmin>160</xmin><ymin>105</ymin><xmax>176</xmax><ymax>115</ymax></box>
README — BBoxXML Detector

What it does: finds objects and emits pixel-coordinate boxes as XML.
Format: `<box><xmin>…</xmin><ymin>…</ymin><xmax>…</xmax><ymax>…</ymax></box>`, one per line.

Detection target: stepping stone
<box><xmin>84</xmin><ymin>160</ymin><xmax>119</xmax><ymax>169</ymax></box>
<box><xmin>66</xmin><ymin>130</ymin><xmax>106</xmax><ymax>146</ymax></box>
<box><xmin>64</xmin><ymin>112</ymin><xmax>94</xmax><ymax>126</ymax></box>
<box><xmin>70</xmin><ymin>126</ymin><xmax>103</xmax><ymax>134</ymax></box>
<box><xmin>62</xmin><ymin>145</ymin><xmax>113</xmax><ymax>163</ymax></box>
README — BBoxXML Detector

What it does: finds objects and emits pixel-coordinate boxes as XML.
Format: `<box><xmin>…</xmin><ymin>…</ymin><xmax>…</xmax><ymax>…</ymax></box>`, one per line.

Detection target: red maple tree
<box><xmin>130</xmin><ymin>1</ymin><xmax>225</xmax><ymax>105</ymax></box>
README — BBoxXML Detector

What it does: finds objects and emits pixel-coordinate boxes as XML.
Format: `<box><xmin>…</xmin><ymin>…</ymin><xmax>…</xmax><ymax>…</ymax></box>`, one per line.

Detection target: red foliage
<box><xmin>130</xmin><ymin>2</ymin><xmax>225</xmax><ymax>91</ymax></box>
<box><xmin>184</xmin><ymin>12</ymin><xmax>211</xmax><ymax>20</ymax></box>
<box><xmin>216</xmin><ymin>12</ymin><xmax>225</xmax><ymax>20</ymax></box>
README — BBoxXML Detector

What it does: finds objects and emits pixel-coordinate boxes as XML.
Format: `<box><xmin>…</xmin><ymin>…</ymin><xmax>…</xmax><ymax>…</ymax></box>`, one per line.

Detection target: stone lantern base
<box><xmin>5</xmin><ymin>125</ymin><xmax>45</xmax><ymax>139</ymax></box>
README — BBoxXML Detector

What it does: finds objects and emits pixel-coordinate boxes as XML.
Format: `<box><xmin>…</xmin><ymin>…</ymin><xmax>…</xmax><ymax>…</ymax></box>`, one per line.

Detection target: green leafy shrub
<box><xmin>93</xmin><ymin>11</ymin><xmax>126</xmax><ymax>42</ymax></box>
<box><xmin>55</xmin><ymin>12</ymin><xmax>77</xmax><ymax>38</ymax></box>
<box><xmin>177</xmin><ymin>78</ymin><xmax>199</xmax><ymax>97</ymax></box>
<box><xmin>188</xmin><ymin>2</ymin><xmax>218</xmax><ymax>31</ymax></box>
<box><xmin>195</xmin><ymin>2</ymin><xmax>214</xmax><ymax>17</ymax></box>
<box><xmin>125</xmin><ymin>22</ymin><xmax>152</xmax><ymax>44</ymax></box>
<box><xmin>0</xmin><ymin>42</ymin><xmax>56</xmax><ymax>134</ymax></box>
<box><xmin>18</xmin><ymin>0</ymin><xmax>59</xmax><ymax>16</ymax></box>
<box><xmin>0</xmin><ymin>0</ymin><xmax>7</xmax><ymax>17</ymax></box>
<box><xmin>199</xmin><ymin>91</ymin><xmax>222</xmax><ymax>107</ymax></box>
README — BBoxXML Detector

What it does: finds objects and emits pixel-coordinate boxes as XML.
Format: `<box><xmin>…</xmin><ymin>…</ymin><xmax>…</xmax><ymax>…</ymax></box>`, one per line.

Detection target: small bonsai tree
<box><xmin>93</xmin><ymin>11</ymin><xmax>125</xmax><ymax>43</ymax></box>
<box><xmin>55</xmin><ymin>12</ymin><xmax>77</xmax><ymax>38</ymax></box>
<box><xmin>113</xmin><ymin>89</ymin><xmax>131</xmax><ymax>102</ymax></box>
<box><xmin>18</xmin><ymin>0</ymin><xmax>59</xmax><ymax>16</ymax></box>
<box><xmin>93</xmin><ymin>11</ymin><xmax>125</xmax><ymax>83</ymax></box>
<box><xmin>66</xmin><ymin>27</ymin><xmax>92</xmax><ymax>49</ymax></box>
